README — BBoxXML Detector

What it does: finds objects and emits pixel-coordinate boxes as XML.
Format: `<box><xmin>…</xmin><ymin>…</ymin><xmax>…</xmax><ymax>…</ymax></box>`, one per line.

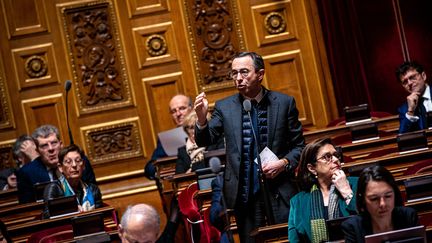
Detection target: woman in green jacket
<box><xmin>288</xmin><ymin>137</ymin><xmax>358</xmax><ymax>243</ymax></box>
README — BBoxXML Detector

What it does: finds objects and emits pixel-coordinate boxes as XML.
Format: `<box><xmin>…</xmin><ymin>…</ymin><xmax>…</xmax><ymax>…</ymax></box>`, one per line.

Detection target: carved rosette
<box><xmin>184</xmin><ymin>0</ymin><xmax>245</xmax><ymax>90</ymax></box>
<box><xmin>61</xmin><ymin>1</ymin><xmax>132</xmax><ymax>114</ymax></box>
<box><xmin>82</xmin><ymin>118</ymin><xmax>143</xmax><ymax>164</ymax></box>
<box><xmin>25</xmin><ymin>55</ymin><xmax>48</xmax><ymax>78</ymax></box>
<box><xmin>146</xmin><ymin>34</ymin><xmax>168</xmax><ymax>56</ymax></box>
<box><xmin>264</xmin><ymin>12</ymin><xmax>286</xmax><ymax>35</ymax></box>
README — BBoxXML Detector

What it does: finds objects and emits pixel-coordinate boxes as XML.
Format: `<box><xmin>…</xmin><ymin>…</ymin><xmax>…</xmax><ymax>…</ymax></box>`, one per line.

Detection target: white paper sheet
<box><xmin>158</xmin><ymin>127</ymin><xmax>188</xmax><ymax>156</ymax></box>
<box><xmin>254</xmin><ymin>146</ymin><xmax>278</xmax><ymax>167</ymax></box>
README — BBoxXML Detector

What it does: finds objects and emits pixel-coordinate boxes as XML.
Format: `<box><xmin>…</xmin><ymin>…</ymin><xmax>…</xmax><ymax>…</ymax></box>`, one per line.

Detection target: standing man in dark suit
<box><xmin>194</xmin><ymin>51</ymin><xmax>305</xmax><ymax>242</ymax></box>
<box><xmin>397</xmin><ymin>61</ymin><xmax>431</xmax><ymax>133</ymax></box>
<box><xmin>17</xmin><ymin>124</ymin><xmax>96</xmax><ymax>203</ymax></box>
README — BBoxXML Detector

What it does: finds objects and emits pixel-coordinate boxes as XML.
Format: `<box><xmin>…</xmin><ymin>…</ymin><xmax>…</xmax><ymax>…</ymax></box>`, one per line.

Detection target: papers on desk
<box><xmin>158</xmin><ymin>127</ymin><xmax>188</xmax><ymax>156</ymax></box>
<box><xmin>254</xmin><ymin>146</ymin><xmax>278</xmax><ymax>167</ymax></box>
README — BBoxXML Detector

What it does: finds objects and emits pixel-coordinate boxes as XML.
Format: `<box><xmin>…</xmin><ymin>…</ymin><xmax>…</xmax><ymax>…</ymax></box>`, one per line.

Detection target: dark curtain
<box><xmin>316</xmin><ymin>0</ymin><xmax>432</xmax><ymax>115</ymax></box>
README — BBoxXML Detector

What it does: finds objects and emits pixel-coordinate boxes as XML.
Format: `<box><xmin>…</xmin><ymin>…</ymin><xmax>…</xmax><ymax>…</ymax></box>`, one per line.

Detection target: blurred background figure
<box><xmin>119</xmin><ymin>203</ymin><xmax>160</xmax><ymax>243</ymax></box>
<box><xmin>289</xmin><ymin>137</ymin><xmax>358</xmax><ymax>243</ymax></box>
<box><xmin>342</xmin><ymin>165</ymin><xmax>418</xmax><ymax>243</ymax></box>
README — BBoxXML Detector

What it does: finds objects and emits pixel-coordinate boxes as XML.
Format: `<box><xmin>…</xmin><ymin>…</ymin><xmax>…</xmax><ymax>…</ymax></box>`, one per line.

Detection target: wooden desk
<box><xmin>250</xmin><ymin>223</ymin><xmax>288</xmax><ymax>243</ymax></box>
<box><xmin>7</xmin><ymin>205</ymin><xmax>118</xmax><ymax>243</ymax></box>
<box><xmin>153</xmin><ymin>156</ymin><xmax>177</xmax><ymax>215</ymax></box>
<box><xmin>0</xmin><ymin>201</ymin><xmax>44</xmax><ymax>227</ymax></box>
<box><xmin>0</xmin><ymin>188</ymin><xmax>18</xmax><ymax>209</ymax></box>
<box><xmin>303</xmin><ymin>115</ymin><xmax>399</xmax><ymax>143</ymax></box>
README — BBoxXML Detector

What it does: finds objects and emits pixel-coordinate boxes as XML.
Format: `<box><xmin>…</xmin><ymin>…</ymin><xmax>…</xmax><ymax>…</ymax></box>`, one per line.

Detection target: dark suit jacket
<box><xmin>195</xmin><ymin>89</ymin><xmax>305</xmax><ymax>208</ymax></box>
<box><xmin>342</xmin><ymin>206</ymin><xmax>418</xmax><ymax>243</ymax></box>
<box><xmin>288</xmin><ymin>177</ymin><xmax>358</xmax><ymax>242</ymax></box>
<box><xmin>398</xmin><ymin>87</ymin><xmax>432</xmax><ymax>133</ymax></box>
<box><xmin>17</xmin><ymin>156</ymin><xmax>96</xmax><ymax>203</ymax></box>
<box><xmin>144</xmin><ymin>138</ymin><xmax>167</xmax><ymax>180</ymax></box>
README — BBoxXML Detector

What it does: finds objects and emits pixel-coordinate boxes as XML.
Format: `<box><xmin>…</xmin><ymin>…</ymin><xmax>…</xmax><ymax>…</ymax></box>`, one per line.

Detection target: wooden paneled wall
<box><xmin>0</xmin><ymin>0</ymin><xmax>336</xmax><ymax>221</ymax></box>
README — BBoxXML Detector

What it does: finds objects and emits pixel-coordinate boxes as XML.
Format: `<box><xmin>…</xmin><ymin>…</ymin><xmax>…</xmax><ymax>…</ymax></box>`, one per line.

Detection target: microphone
<box><xmin>209</xmin><ymin>157</ymin><xmax>222</xmax><ymax>174</ymax></box>
<box><xmin>242</xmin><ymin>99</ymin><xmax>275</xmax><ymax>225</ymax></box>
<box><xmin>65</xmin><ymin>80</ymin><xmax>74</xmax><ymax>145</ymax></box>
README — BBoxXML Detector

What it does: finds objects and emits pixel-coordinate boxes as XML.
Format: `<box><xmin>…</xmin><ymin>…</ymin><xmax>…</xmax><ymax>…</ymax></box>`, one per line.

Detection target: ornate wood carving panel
<box><xmin>1</xmin><ymin>0</ymin><xmax>50</xmax><ymax>39</ymax></box>
<box><xmin>21</xmin><ymin>94</ymin><xmax>67</xmax><ymax>137</ymax></box>
<box><xmin>126</xmin><ymin>0</ymin><xmax>169</xmax><ymax>17</ymax></box>
<box><xmin>57</xmin><ymin>0</ymin><xmax>133</xmax><ymax>115</ymax></box>
<box><xmin>182</xmin><ymin>0</ymin><xmax>246</xmax><ymax>92</ymax></box>
<box><xmin>0</xmin><ymin>57</ymin><xmax>14</xmax><ymax>130</ymax></box>
<box><xmin>80</xmin><ymin>117</ymin><xmax>144</xmax><ymax>165</ymax></box>
<box><xmin>263</xmin><ymin>50</ymin><xmax>312</xmax><ymax>125</ymax></box>
<box><xmin>251</xmin><ymin>0</ymin><xmax>297</xmax><ymax>47</ymax></box>
<box><xmin>11</xmin><ymin>43</ymin><xmax>60</xmax><ymax>90</ymax></box>
<box><xmin>132</xmin><ymin>22</ymin><xmax>178</xmax><ymax>68</ymax></box>
<box><xmin>0</xmin><ymin>140</ymin><xmax>14</xmax><ymax>170</ymax></box>
<box><xmin>143</xmin><ymin>72</ymin><xmax>184</xmax><ymax>133</ymax></box>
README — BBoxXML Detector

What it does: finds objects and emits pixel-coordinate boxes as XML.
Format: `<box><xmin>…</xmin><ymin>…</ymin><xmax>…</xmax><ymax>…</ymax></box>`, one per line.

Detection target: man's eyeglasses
<box><xmin>401</xmin><ymin>73</ymin><xmax>421</xmax><ymax>86</ymax></box>
<box><xmin>316</xmin><ymin>152</ymin><xmax>341</xmax><ymax>164</ymax></box>
<box><xmin>170</xmin><ymin>106</ymin><xmax>189</xmax><ymax>114</ymax></box>
<box><xmin>228</xmin><ymin>68</ymin><xmax>252</xmax><ymax>79</ymax></box>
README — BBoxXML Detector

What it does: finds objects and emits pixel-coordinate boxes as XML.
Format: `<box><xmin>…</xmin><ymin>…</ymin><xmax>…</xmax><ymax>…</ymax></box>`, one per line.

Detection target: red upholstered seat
<box><xmin>27</xmin><ymin>225</ymin><xmax>73</xmax><ymax>243</ymax></box>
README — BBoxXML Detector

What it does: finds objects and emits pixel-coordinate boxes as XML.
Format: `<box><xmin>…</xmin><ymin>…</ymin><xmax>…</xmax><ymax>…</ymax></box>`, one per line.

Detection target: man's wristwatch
<box><xmin>282</xmin><ymin>158</ymin><xmax>290</xmax><ymax>172</ymax></box>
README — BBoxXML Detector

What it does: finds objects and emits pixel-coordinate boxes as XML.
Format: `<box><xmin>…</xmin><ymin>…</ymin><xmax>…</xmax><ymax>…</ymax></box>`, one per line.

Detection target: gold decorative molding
<box><xmin>0</xmin><ymin>56</ymin><xmax>15</xmax><ymax>130</ymax></box>
<box><xmin>0</xmin><ymin>140</ymin><xmax>14</xmax><ymax>169</ymax></box>
<box><xmin>182</xmin><ymin>0</ymin><xmax>246</xmax><ymax>92</ymax></box>
<box><xmin>80</xmin><ymin>117</ymin><xmax>145</xmax><ymax>165</ymax></box>
<box><xmin>251</xmin><ymin>0</ymin><xmax>297</xmax><ymax>47</ymax></box>
<box><xmin>125</xmin><ymin>0</ymin><xmax>170</xmax><ymax>18</ymax></box>
<box><xmin>132</xmin><ymin>21</ymin><xmax>178</xmax><ymax>68</ymax></box>
<box><xmin>11</xmin><ymin>43</ymin><xmax>59</xmax><ymax>90</ymax></box>
<box><xmin>57</xmin><ymin>0</ymin><xmax>133</xmax><ymax>115</ymax></box>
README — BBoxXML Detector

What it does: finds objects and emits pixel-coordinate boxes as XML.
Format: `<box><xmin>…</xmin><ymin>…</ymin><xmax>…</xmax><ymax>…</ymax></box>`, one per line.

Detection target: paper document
<box><xmin>158</xmin><ymin>127</ymin><xmax>188</xmax><ymax>156</ymax></box>
<box><xmin>254</xmin><ymin>146</ymin><xmax>278</xmax><ymax>167</ymax></box>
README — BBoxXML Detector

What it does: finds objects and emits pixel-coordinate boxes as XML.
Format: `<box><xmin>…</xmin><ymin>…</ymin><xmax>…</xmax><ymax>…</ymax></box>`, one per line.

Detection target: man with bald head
<box><xmin>144</xmin><ymin>94</ymin><xmax>192</xmax><ymax>180</ymax></box>
<box><xmin>119</xmin><ymin>203</ymin><xmax>160</xmax><ymax>243</ymax></box>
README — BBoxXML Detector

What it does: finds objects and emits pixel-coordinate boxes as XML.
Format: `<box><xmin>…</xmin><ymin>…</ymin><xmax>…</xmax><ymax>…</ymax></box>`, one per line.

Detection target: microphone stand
<box><xmin>247</xmin><ymin>106</ymin><xmax>275</xmax><ymax>225</ymax></box>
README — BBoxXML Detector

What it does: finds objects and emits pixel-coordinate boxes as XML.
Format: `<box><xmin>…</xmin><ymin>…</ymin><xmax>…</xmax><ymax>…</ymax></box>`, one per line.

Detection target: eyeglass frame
<box><xmin>401</xmin><ymin>72</ymin><xmax>421</xmax><ymax>87</ymax></box>
<box><xmin>315</xmin><ymin>152</ymin><xmax>341</xmax><ymax>164</ymax></box>
<box><xmin>228</xmin><ymin>68</ymin><xmax>255</xmax><ymax>79</ymax></box>
<box><xmin>62</xmin><ymin>157</ymin><xmax>84</xmax><ymax>166</ymax></box>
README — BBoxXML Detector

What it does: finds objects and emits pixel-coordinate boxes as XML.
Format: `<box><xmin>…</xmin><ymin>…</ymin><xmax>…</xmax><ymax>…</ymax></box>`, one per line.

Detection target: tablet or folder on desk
<box><xmin>72</xmin><ymin>213</ymin><xmax>111</xmax><ymax>243</ymax></box>
<box><xmin>47</xmin><ymin>195</ymin><xmax>79</xmax><ymax>219</ymax></box>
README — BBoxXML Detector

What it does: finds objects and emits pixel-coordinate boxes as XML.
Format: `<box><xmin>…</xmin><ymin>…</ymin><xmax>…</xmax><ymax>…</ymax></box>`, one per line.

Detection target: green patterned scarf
<box><xmin>310</xmin><ymin>184</ymin><xmax>340</xmax><ymax>243</ymax></box>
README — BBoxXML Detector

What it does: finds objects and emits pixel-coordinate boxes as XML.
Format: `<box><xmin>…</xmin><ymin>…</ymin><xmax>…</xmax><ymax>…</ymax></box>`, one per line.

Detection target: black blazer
<box><xmin>195</xmin><ymin>89</ymin><xmax>305</xmax><ymax>208</ymax></box>
<box><xmin>342</xmin><ymin>206</ymin><xmax>418</xmax><ymax>243</ymax></box>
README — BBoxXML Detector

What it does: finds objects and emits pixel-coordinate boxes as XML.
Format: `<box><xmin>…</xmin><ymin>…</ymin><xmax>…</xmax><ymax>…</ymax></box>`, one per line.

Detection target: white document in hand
<box><xmin>254</xmin><ymin>146</ymin><xmax>278</xmax><ymax>167</ymax></box>
<box><xmin>158</xmin><ymin>127</ymin><xmax>188</xmax><ymax>156</ymax></box>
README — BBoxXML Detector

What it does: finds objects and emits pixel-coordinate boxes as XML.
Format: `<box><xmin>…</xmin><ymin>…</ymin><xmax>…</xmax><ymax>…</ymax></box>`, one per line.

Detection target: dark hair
<box><xmin>12</xmin><ymin>134</ymin><xmax>34</xmax><ymax>162</ymax></box>
<box><xmin>297</xmin><ymin>137</ymin><xmax>333</xmax><ymax>191</ymax></box>
<box><xmin>58</xmin><ymin>144</ymin><xmax>84</xmax><ymax>165</ymax></box>
<box><xmin>395</xmin><ymin>61</ymin><xmax>425</xmax><ymax>83</ymax></box>
<box><xmin>356</xmin><ymin>165</ymin><xmax>403</xmax><ymax>215</ymax></box>
<box><xmin>233</xmin><ymin>52</ymin><xmax>265</xmax><ymax>71</ymax></box>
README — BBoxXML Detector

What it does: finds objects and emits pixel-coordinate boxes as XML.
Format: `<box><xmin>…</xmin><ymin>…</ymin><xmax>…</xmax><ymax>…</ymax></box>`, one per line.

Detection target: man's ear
<box><xmin>118</xmin><ymin>224</ymin><xmax>124</xmax><ymax>238</ymax></box>
<box><xmin>257</xmin><ymin>69</ymin><xmax>265</xmax><ymax>82</ymax></box>
<box><xmin>58</xmin><ymin>163</ymin><xmax>63</xmax><ymax>173</ymax></box>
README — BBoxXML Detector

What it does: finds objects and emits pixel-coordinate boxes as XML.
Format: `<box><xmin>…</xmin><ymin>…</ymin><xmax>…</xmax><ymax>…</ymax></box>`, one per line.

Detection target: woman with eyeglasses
<box><xmin>42</xmin><ymin>144</ymin><xmax>102</xmax><ymax>218</ymax></box>
<box><xmin>288</xmin><ymin>137</ymin><xmax>358</xmax><ymax>243</ymax></box>
<box><xmin>341</xmin><ymin>165</ymin><xmax>418</xmax><ymax>243</ymax></box>
<box><xmin>175</xmin><ymin>111</ymin><xmax>224</xmax><ymax>174</ymax></box>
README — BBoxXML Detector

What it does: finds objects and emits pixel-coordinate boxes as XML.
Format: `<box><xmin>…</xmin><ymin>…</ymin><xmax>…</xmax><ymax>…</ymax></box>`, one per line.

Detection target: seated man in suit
<box><xmin>16</xmin><ymin>124</ymin><xmax>96</xmax><ymax>203</ymax></box>
<box><xmin>144</xmin><ymin>94</ymin><xmax>193</xmax><ymax>179</ymax></box>
<box><xmin>397</xmin><ymin>61</ymin><xmax>431</xmax><ymax>133</ymax></box>
<box><xmin>0</xmin><ymin>135</ymin><xmax>39</xmax><ymax>191</ymax></box>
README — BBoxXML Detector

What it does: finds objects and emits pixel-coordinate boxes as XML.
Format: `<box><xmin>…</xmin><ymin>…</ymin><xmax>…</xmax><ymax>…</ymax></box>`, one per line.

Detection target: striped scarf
<box><xmin>310</xmin><ymin>184</ymin><xmax>340</xmax><ymax>243</ymax></box>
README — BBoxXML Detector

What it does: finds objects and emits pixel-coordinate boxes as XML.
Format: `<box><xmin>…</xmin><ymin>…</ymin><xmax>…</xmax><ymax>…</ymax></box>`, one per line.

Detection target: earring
<box><xmin>314</xmin><ymin>174</ymin><xmax>318</xmax><ymax>178</ymax></box>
